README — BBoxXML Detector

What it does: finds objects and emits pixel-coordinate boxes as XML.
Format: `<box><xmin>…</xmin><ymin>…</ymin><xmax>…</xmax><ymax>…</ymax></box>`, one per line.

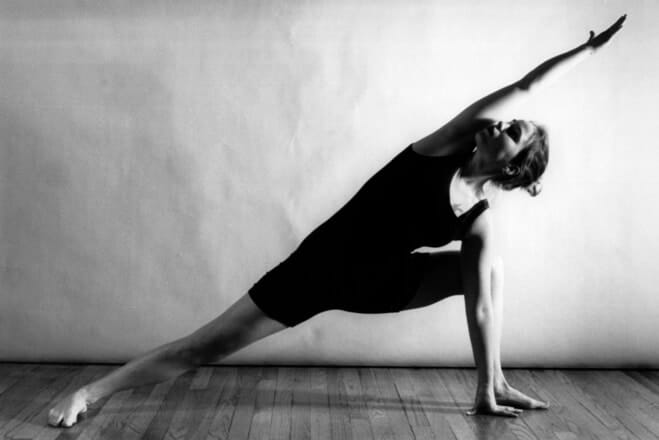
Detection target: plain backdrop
<box><xmin>1</xmin><ymin>0</ymin><xmax>657</xmax><ymax>367</ymax></box>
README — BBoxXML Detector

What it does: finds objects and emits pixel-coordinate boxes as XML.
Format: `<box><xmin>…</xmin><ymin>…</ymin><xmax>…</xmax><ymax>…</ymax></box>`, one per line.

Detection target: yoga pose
<box><xmin>48</xmin><ymin>16</ymin><xmax>625</xmax><ymax>426</ymax></box>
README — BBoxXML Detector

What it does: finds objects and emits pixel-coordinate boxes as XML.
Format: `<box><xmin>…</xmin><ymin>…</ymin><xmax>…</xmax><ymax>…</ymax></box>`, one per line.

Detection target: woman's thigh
<box><xmin>402</xmin><ymin>250</ymin><xmax>463</xmax><ymax>310</ymax></box>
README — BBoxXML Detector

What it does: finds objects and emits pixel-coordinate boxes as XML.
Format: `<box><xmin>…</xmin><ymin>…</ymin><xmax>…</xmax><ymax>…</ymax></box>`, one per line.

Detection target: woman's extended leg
<box><xmin>48</xmin><ymin>293</ymin><xmax>286</xmax><ymax>427</ymax></box>
<box><xmin>403</xmin><ymin>251</ymin><xmax>547</xmax><ymax>409</ymax></box>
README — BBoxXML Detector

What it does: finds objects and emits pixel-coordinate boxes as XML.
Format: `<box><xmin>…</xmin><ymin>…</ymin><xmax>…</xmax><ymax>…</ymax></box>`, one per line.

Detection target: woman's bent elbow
<box><xmin>475</xmin><ymin>306</ymin><xmax>494</xmax><ymax>323</ymax></box>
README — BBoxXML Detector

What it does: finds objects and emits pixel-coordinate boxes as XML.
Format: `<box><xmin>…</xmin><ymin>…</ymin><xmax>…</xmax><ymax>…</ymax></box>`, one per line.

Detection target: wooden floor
<box><xmin>0</xmin><ymin>364</ymin><xmax>658</xmax><ymax>440</ymax></box>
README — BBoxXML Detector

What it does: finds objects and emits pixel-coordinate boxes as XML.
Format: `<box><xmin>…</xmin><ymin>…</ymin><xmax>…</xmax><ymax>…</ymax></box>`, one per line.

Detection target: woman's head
<box><xmin>474</xmin><ymin>120</ymin><xmax>549</xmax><ymax>196</ymax></box>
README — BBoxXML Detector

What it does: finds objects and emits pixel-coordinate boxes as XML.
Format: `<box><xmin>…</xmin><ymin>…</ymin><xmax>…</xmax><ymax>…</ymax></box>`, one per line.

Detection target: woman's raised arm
<box><xmin>518</xmin><ymin>14</ymin><xmax>626</xmax><ymax>92</ymax></box>
<box><xmin>415</xmin><ymin>15</ymin><xmax>626</xmax><ymax>155</ymax></box>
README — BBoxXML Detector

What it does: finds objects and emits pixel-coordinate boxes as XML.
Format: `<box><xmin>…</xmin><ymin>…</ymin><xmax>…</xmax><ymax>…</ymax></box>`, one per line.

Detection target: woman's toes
<box><xmin>47</xmin><ymin>390</ymin><xmax>89</xmax><ymax>428</ymax></box>
<box><xmin>47</xmin><ymin>409</ymin><xmax>62</xmax><ymax>427</ymax></box>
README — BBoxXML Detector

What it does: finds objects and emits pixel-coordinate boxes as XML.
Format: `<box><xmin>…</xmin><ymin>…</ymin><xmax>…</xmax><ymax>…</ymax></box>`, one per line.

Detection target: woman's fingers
<box><xmin>607</xmin><ymin>14</ymin><xmax>626</xmax><ymax>37</ymax></box>
<box><xmin>613</xmin><ymin>14</ymin><xmax>627</xmax><ymax>28</ymax></box>
<box><xmin>467</xmin><ymin>405</ymin><xmax>523</xmax><ymax>417</ymax></box>
<box><xmin>497</xmin><ymin>406</ymin><xmax>523</xmax><ymax>417</ymax></box>
<box><xmin>496</xmin><ymin>385</ymin><xmax>551</xmax><ymax>410</ymax></box>
<box><xmin>530</xmin><ymin>397</ymin><xmax>550</xmax><ymax>409</ymax></box>
<box><xmin>606</xmin><ymin>15</ymin><xmax>626</xmax><ymax>34</ymax></box>
<box><xmin>589</xmin><ymin>14</ymin><xmax>626</xmax><ymax>48</ymax></box>
<box><xmin>604</xmin><ymin>14</ymin><xmax>626</xmax><ymax>35</ymax></box>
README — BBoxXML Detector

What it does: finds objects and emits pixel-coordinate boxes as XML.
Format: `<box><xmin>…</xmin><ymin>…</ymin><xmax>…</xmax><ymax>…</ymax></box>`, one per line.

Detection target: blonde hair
<box><xmin>491</xmin><ymin>122</ymin><xmax>549</xmax><ymax>197</ymax></box>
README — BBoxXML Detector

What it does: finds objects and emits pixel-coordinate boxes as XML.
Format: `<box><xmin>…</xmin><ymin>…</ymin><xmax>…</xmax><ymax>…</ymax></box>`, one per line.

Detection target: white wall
<box><xmin>1</xmin><ymin>1</ymin><xmax>657</xmax><ymax>367</ymax></box>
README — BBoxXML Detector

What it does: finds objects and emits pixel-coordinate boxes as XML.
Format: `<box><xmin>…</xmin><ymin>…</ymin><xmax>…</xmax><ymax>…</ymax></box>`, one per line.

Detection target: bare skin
<box><xmin>48</xmin><ymin>294</ymin><xmax>286</xmax><ymax>427</ymax></box>
<box><xmin>49</xmin><ymin>250</ymin><xmax>544</xmax><ymax>427</ymax></box>
<box><xmin>403</xmin><ymin>251</ymin><xmax>548</xmax><ymax>416</ymax></box>
<box><xmin>410</xmin><ymin>14</ymin><xmax>624</xmax><ymax>416</ymax></box>
<box><xmin>47</xmin><ymin>14</ymin><xmax>624</xmax><ymax>427</ymax></box>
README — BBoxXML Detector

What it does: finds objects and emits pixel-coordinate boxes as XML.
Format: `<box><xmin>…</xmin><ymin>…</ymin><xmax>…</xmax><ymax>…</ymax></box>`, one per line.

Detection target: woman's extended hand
<box><xmin>467</xmin><ymin>392</ymin><xmax>524</xmax><ymax>418</ymax></box>
<box><xmin>586</xmin><ymin>14</ymin><xmax>626</xmax><ymax>49</ymax></box>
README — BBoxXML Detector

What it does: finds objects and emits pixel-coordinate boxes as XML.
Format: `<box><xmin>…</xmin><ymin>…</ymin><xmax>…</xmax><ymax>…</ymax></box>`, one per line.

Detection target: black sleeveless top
<box><xmin>248</xmin><ymin>144</ymin><xmax>489</xmax><ymax>326</ymax></box>
<box><xmin>296</xmin><ymin>144</ymin><xmax>489</xmax><ymax>255</ymax></box>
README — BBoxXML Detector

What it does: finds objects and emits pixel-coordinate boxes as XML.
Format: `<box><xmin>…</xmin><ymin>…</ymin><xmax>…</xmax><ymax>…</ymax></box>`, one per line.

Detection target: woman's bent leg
<box><xmin>401</xmin><ymin>251</ymin><xmax>463</xmax><ymax>310</ymax></box>
<box><xmin>403</xmin><ymin>252</ymin><xmax>509</xmax><ymax>382</ymax></box>
<box><xmin>48</xmin><ymin>293</ymin><xmax>286</xmax><ymax>427</ymax></box>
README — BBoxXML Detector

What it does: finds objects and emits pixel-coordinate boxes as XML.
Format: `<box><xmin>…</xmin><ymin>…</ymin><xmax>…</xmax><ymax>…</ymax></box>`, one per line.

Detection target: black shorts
<box><xmin>248</xmin><ymin>251</ymin><xmax>433</xmax><ymax>327</ymax></box>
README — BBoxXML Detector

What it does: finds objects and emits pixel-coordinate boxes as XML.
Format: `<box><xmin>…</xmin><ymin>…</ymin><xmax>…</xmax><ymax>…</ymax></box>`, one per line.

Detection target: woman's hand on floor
<box><xmin>467</xmin><ymin>392</ymin><xmax>524</xmax><ymax>417</ymax></box>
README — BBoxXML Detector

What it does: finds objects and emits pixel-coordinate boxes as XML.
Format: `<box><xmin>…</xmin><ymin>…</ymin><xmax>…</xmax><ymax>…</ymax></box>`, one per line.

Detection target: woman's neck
<box><xmin>460</xmin><ymin>151</ymin><xmax>498</xmax><ymax>191</ymax></box>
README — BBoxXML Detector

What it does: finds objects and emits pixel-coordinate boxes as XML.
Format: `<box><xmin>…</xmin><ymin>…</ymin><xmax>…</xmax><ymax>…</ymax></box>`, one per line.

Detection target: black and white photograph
<box><xmin>0</xmin><ymin>1</ymin><xmax>656</xmax><ymax>439</ymax></box>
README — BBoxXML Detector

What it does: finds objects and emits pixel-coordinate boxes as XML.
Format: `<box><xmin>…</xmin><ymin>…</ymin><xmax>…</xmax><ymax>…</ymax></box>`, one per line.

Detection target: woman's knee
<box><xmin>194</xmin><ymin>338</ymin><xmax>240</xmax><ymax>365</ymax></box>
<box><xmin>172</xmin><ymin>295</ymin><xmax>288</xmax><ymax>365</ymax></box>
<box><xmin>158</xmin><ymin>338</ymin><xmax>203</xmax><ymax>367</ymax></box>
<box><xmin>172</xmin><ymin>325</ymin><xmax>247</xmax><ymax>366</ymax></box>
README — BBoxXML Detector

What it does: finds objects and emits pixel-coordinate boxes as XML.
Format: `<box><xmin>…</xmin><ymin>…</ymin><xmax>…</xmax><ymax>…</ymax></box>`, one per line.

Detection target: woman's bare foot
<box><xmin>48</xmin><ymin>388</ymin><xmax>92</xmax><ymax>427</ymax></box>
<box><xmin>494</xmin><ymin>383</ymin><xmax>549</xmax><ymax>410</ymax></box>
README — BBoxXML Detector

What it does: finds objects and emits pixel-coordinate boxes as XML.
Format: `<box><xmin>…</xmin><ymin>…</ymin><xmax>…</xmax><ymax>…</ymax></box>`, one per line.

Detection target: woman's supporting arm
<box><xmin>460</xmin><ymin>211</ymin><xmax>522</xmax><ymax>417</ymax></box>
<box><xmin>489</xmin><ymin>257</ymin><xmax>550</xmax><ymax>410</ymax></box>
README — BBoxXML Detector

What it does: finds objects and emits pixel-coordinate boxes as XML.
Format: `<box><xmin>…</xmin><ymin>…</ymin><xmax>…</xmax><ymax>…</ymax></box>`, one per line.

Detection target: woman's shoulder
<box><xmin>412</xmin><ymin>118</ymin><xmax>494</xmax><ymax>157</ymax></box>
<box><xmin>462</xmin><ymin>206</ymin><xmax>493</xmax><ymax>242</ymax></box>
<box><xmin>411</xmin><ymin>138</ymin><xmax>472</xmax><ymax>158</ymax></box>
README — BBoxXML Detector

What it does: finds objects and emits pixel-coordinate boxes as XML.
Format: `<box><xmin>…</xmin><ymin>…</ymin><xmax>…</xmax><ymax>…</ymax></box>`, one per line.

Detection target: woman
<box><xmin>48</xmin><ymin>15</ymin><xmax>625</xmax><ymax>426</ymax></box>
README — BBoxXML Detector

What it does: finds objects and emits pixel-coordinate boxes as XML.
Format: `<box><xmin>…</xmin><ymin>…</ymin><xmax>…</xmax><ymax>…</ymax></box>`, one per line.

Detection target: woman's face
<box><xmin>474</xmin><ymin>120</ymin><xmax>536</xmax><ymax>165</ymax></box>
